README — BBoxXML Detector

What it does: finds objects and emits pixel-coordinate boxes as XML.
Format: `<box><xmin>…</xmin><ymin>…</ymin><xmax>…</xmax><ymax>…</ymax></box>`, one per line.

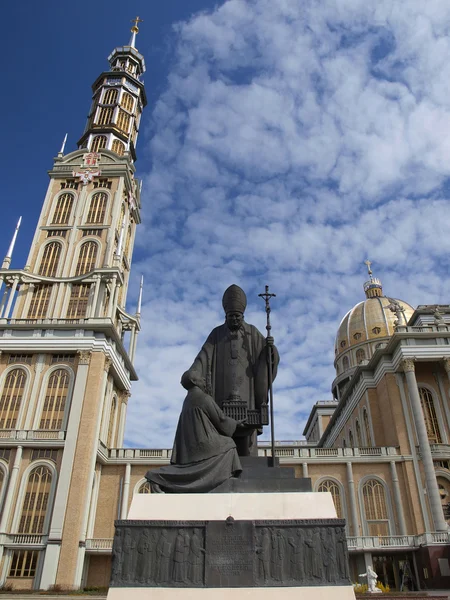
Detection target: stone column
<box><xmin>40</xmin><ymin>351</ymin><xmax>91</xmax><ymax>589</ymax></box>
<box><xmin>117</xmin><ymin>395</ymin><xmax>129</xmax><ymax>448</ymax></box>
<box><xmin>90</xmin><ymin>275</ymin><xmax>101</xmax><ymax>318</ymax></box>
<box><xmin>346</xmin><ymin>462</ymin><xmax>359</xmax><ymax>536</ymax></box>
<box><xmin>402</xmin><ymin>359</ymin><xmax>447</xmax><ymax>531</ymax></box>
<box><xmin>390</xmin><ymin>461</ymin><xmax>407</xmax><ymax>535</ymax></box>
<box><xmin>3</xmin><ymin>277</ymin><xmax>18</xmax><ymax>319</ymax></box>
<box><xmin>107</xmin><ymin>275</ymin><xmax>117</xmax><ymax>318</ymax></box>
<box><xmin>302</xmin><ymin>462</ymin><xmax>308</xmax><ymax>478</ymax></box>
<box><xmin>0</xmin><ymin>446</ymin><xmax>23</xmax><ymax>566</ymax></box>
<box><xmin>121</xmin><ymin>463</ymin><xmax>131</xmax><ymax>519</ymax></box>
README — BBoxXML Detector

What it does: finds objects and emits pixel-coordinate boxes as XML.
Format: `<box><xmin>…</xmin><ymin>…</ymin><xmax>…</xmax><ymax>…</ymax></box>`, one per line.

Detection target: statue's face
<box><xmin>191</xmin><ymin>374</ymin><xmax>206</xmax><ymax>391</ymax></box>
<box><xmin>226</xmin><ymin>311</ymin><xmax>243</xmax><ymax>331</ymax></box>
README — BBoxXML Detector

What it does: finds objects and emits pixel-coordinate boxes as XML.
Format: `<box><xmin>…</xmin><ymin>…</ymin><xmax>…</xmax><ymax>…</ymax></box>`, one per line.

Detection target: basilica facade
<box><xmin>0</xmin><ymin>25</ymin><xmax>449</xmax><ymax>593</ymax></box>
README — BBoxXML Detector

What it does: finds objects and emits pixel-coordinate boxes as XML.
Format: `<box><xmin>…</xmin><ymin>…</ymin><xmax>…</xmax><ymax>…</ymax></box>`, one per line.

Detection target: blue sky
<box><xmin>3</xmin><ymin>1</ymin><xmax>450</xmax><ymax>448</ymax></box>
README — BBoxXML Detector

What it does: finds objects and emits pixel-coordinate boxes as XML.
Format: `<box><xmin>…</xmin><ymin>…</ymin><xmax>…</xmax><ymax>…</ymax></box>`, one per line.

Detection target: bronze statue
<box><xmin>145</xmin><ymin>371</ymin><xmax>242</xmax><ymax>493</ymax></box>
<box><xmin>187</xmin><ymin>284</ymin><xmax>279</xmax><ymax>455</ymax></box>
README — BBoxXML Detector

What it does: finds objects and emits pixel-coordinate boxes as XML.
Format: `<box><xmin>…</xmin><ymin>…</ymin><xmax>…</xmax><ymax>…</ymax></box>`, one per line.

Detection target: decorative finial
<box><xmin>136</xmin><ymin>275</ymin><xmax>144</xmax><ymax>315</ymax></box>
<box><xmin>363</xmin><ymin>260</ymin><xmax>383</xmax><ymax>298</ymax></box>
<box><xmin>129</xmin><ymin>16</ymin><xmax>143</xmax><ymax>48</ymax></box>
<box><xmin>59</xmin><ymin>133</ymin><xmax>68</xmax><ymax>156</ymax></box>
<box><xmin>2</xmin><ymin>216</ymin><xmax>22</xmax><ymax>269</ymax></box>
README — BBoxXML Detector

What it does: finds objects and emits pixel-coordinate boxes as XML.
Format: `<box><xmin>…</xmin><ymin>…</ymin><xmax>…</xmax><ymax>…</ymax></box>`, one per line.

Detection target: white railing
<box><xmin>5</xmin><ymin>534</ymin><xmax>47</xmax><ymax>546</ymax></box>
<box><xmin>359</xmin><ymin>447</ymin><xmax>382</xmax><ymax>455</ymax></box>
<box><xmin>86</xmin><ymin>538</ymin><xmax>113</xmax><ymax>551</ymax></box>
<box><xmin>347</xmin><ymin>533</ymin><xmax>448</xmax><ymax>550</ymax></box>
<box><xmin>314</xmin><ymin>448</ymin><xmax>339</xmax><ymax>456</ymax></box>
<box><xmin>430</xmin><ymin>444</ymin><xmax>450</xmax><ymax>455</ymax></box>
<box><xmin>0</xmin><ymin>430</ymin><xmax>66</xmax><ymax>441</ymax></box>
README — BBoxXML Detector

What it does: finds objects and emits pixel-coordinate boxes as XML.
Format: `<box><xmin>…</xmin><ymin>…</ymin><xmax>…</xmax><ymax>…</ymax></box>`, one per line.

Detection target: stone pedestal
<box><xmin>106</xmin><ymin>492</ymin><xmax>356</xmax><ymax>599</ymax></box>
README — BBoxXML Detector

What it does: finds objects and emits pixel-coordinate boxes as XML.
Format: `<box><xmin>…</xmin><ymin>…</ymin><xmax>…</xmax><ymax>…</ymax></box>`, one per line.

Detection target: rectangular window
<box><xmin>46</xmin><ymin>230</ymin><xmax>67</xmax><ymax>238</ymax></box>
<box><xmin>66</xmin><ymin>284</ymin><xmax>90</xmax><ymax>319</ymax></box>
<box><xmin>31</xmin><ymin>449</ymin><xmax>58</xmax><ymax>462</ymax></box>
<box><xmin>9</xmin><ymin>550</ymin><xmax>38</xmax><ymax>577</ymax></box>
<box><xmin>27</xmin><ymin>286</ymin><xmax>51</xmax><ymax>319</ymax></box>
<box><xmin>51</xmin><ymin>354</ymin><xmax>75</xmax><ymax>364</ymax></box>
<box><xmin>60</xmin><ymin>179</ymin><xmax>79</xmax><ymax>190</ymax></box>
<box><xmin>82</xmin><ymin>229</ymin><xmax>102</xmax><ymax>237</ymax></box>
<box><xmin>8</xmin><ymin>355</ymin><xmax>32</xmax><ymax>365</ymax></box>
<box><xmin>93</xmin><ymin>179</ymin><xmax>112</xmax><ymax>189</ymax></box>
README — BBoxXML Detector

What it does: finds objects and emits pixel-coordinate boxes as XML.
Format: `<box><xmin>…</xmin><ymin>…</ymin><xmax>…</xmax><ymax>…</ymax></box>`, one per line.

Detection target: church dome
<box><xmin>334</xmin><ymin>264</ymin><xmax>415</xmax><ymax>377</ymax></box>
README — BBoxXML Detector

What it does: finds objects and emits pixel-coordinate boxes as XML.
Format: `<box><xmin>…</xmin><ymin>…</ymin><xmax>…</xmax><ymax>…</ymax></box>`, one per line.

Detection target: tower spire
<box><xmin>129</xmin><ymin>16</ymin><xmax>143</xmax><ymax>48</ymax></box>
<box><xmin>2</xmin><ymin>216</ymin><xmax>22</xmax><ymax>269</ymax></box>
<box><xmin>136</xmin><ymin>275</ymin><xmax>144</xmax><ymax>315</ymax></box>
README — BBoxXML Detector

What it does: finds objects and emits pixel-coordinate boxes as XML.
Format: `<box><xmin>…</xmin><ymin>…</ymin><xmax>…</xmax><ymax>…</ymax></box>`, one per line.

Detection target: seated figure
<box><xmin>145</xmin><ymin>371</ymin><xmax>242</xmax><ymax>493</ymax></box>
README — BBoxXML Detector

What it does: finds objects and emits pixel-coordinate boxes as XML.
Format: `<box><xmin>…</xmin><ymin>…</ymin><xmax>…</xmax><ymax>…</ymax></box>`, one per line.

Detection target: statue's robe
<box><xmin>189</xmin><ymin>321</ymin><xmax>279</xmax><ymax>454</ymax></box>
<box><xmin>189</xmin><ymin>321</ymin><xmax>279</xmax><ymax>410</ymax></box>
<box><xmin>146</xmin><ymin>386</ymin><xmax>242</xmax><ymax>493</ymax></box>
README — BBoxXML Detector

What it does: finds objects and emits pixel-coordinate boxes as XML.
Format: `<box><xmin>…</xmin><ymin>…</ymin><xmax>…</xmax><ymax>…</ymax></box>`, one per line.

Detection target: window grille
<box><xmin>66</xmin><ymin>284</ymin><xmax>90</xmax><ymax>318</ymax></box>
<box><xmin>75</xmin><ymin>242</ymin><xmax>98</xmax><ymax>276</ymax></box>
<box><xmin>9</xmin><ymin>550</ymin><xmax>39</xmax><ymax>578</ymax></box>
<box><xmin>121</xmin><ymin>92</ymin><xmax>134</xmax><ymax>112</ymax></box>
<box><xmin>38</xmin><ymin>243</ymin><xmax>61</xmax><ymax>277</ymax></box>
<box><xmin>112</xmin><ymin>139</ymin><xmax>125</xmax><ymax>156</ymax></box>
<box><xmin>103</xmin><ymin>88</ymin><xmax>118</xmax><ymax>105</ymax></box>
<box><xmin>46</xmin><ymin>230</ymin><xmax>67</xmax><ymax>238</ymax></box>
<box><xmin>31</xmin><ymin>449</ymin><xmax>57</xmax><ymax>462</ymax></box>
<box><xmin>39</xmin><ymin>369</ymin><xmax>69</xmax><ymax>430</ymax></box>
<box><xmin>97</xmin><ymin>107</ymin><xmax>113</xmax><ymax>125</ymax></box>
<box><xmin>18</xmin><ymin>466</ymin><xmax>52</xmax><ymax>534</ymax></box>
<box><xmin>51</xmin><ymin>354</ymin><xmax>75</xmax><ymax>364</ymax></box>
<box><xmin>419</xmin><ymin>387</ymin><xmax>442</xmax><ymax>443</ymax></box>
<box><xmin>27</xmin><ymin>285</ymin><xmax>51</xmax><ymax>319</ymax></box>
<box><xmin>87</xmin><ymin>192</ymin><xmax>107</xmax><ymax>223</ymax></box>
<box><xmin>8</xmin><ymin>355</ymin><xmax>32</xmax><ymax>365</ymax></box>
<box><xmin>82</xmin><ymin>229</ymin><xmax>102</xmax><ymax>237</ymax></box>
<box><xmin>318</xmin><ymin>480</ymin><xmax>343</xmax><ymax>518</ymax></box>
<box><xmin>60</xmin><ymin>179</ymin><xmax>79</xmax><ymax>190</ymax></box>
<box><xmin>91</xmin><ymin>135</ymin><xmax>107</xmax><ymax>152</ymax></box>
<box><xmin>116</xmin><ymin>109</ymin><xmax>131</xmax><ymax>133</ymax></box>
<box><xmin>138</xmin><ymin>481</ymin><xmax>151</xmax><ymax>494</ymax></box>
<box><xmin>93</xmin><ymin>179</ymin><xmax>112</xmax><ymax>189</ymax></box>
<box><xmin>52</xmin><ymin>193</ymin><xmax>73</xmax><ymax>225</ymax></box>
<box><xmin>363</xmin><ymin>479</ymin><xmax>389</xmax><ymax>536</ymax></box>
<box><xmin>0</xmin><ymin>369</ymin><xmax>26</xmax><ymax>429</ymax></box>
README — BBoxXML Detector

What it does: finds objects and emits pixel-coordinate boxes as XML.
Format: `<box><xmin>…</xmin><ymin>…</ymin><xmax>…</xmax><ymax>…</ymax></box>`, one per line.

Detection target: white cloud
<box><xmin>125</xmin><ymin>0</ymin><xmax>450</xmax><ymax>448</ymax></box>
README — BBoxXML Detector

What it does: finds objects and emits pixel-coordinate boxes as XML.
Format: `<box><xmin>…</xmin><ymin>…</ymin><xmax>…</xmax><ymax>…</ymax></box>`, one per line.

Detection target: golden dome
<box><xmin>334</xmin><ymin>263</ymin><xmax>415</xmax><ymax>372</ymax></box>
<box><xmin>335</xmin><ymin>295</ymin><xmax>415</xmax><ymax>359</ymax></box>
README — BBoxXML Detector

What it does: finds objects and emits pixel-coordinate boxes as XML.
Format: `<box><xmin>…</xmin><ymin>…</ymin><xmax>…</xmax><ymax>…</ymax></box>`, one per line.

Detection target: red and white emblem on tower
<box><xmin>72</xmin><ymin>168</ymin><xmax>101</xmax><ymax>185</ymax></box>
<box><xmin>84</xmin><ymin>152</ymin><xmax>100</xmax><ymax>167</ymax></box>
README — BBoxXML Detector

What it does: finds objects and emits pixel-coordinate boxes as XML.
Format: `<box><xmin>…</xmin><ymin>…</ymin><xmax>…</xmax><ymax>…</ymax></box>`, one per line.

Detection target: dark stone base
<box><xmin>110</xmin><ymin>518</ymin><xmax>350</xmax><ymax>588</ymax></box>
<box><xmin>212</xmin><ymin>456</ymin><xmax>312</xmax><ymax>493</ymax></box>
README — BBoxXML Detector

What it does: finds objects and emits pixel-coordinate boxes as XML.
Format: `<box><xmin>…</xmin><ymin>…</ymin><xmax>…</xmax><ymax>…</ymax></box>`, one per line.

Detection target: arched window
<box><xmin>87</xmin><ymin>192</ymin><xmax>107</xmax><ymax>224</ymax></box>
<box><xmin>116</xmin><ymin>109</ymin><xmax>131</xmax><ymax>133</ymax></box>
<box><xmin>356</xmin><ymin>348</ymin><xmax>366</xmax><ymax>364</ymax></box>
<box><xmin>362</xmin><ymin>479</ymin><xmax>389</xmax><ymax>536</ymax></box>
<box><xmin>18</xmin><ymin>465</ymin><xmax>52</xmax><ymax>534</ymax></box>
<box><xmin>52</xmin><ymin>193</ymin><xmax>73</xmax><ymax>224</ymax></box>
<box><xmin>91</xmin><ymin>135</ymin><xmax>107</xmax><ymax>152</ymax></box>
<box><xmin>419</xmin><ymin>387</ymin><xmax>442</xmax><ymax>443</ymax></box>
<box><xmin>67</xmin><ymin>284</ymin><xmax>90</xmax><ymax>318</ymax></box>
<box><xmin>138</xmin><ymin>481</ymin><xmax>151</xmax><ymax>494</ymax></box>
<box><xmin>121</xmin><ymin>92</ymin><xmax>134</xmax><ymax>112</ymax></box>
<box><xmin>107</xmin><ymin>397</ymin><xmax>117</xmax><ymax>447</ymax></box>
<box><xmin>103</xmin><ymin>88</ymin><xmax>118</xmax><ymax>105</ymax></box>
<box><xmin>124</xmin><ymin>224</ymin><xmax>132</xmax><ymax>257</ymax></box>
<box><xmin>349</xmin><ymin>430</ymin><xmax>354</xmax><ymax>447</ymax></box>
<box><xmin>363</xmin><ymin>409</ymin><xmax>372</xmax><ymax>446</ymax></box>
<box><xmin>356</xmin><ymin>421</ymin><xmax>362</xmax><ymax>447</ymax></box>
<box><xmin>318</xmin><ymin>479</ymin><xmax>343</xmax><ymax>518</ymax></box>
<box><xmin>39</xmin><ymin>369</ymin><xmax>69</xmax><ymax>430</ymax></box>
<box><xmin>28</xmin><ymin>285</ymin><xmax>51</xmax><ymax>319</ymax></box>
<box><xmin>0</xmin><ymin>369</ymin><xmax>26</xmax><ymax>428</ymax></box>
<box><xmin>8</xmin><ymin>550</ymin><xmax>38</xmax><ymax>578</ymax></box>
<box><xmin>75</xmin><ymin>242</ymin><xmax>98</xmax><ymax>276</ymax></box>
<box><xmin>97</xmin><ymin>107</ymin><xmax>113</xmax><ymax>125</ymax></box>
<box><xmin>342</xmin><ymin>356</ymin><xmax>349</xmax><ymax>371</ymax></box>
<box><xmin>38</xmin><ymin>242</ymin><xmax>61</xmax><ymax>277</ymax></box>
<box><xmin>112</xmin><ymin>139</ymin><xmax>126</xmax><ymax>156</ymax></box>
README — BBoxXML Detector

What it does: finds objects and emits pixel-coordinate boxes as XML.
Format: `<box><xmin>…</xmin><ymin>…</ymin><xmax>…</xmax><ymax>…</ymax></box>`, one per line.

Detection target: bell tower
<box><xmin>0</xmin><ymin>20</ymin><xmax>146</xmax><ymax>590</ymax></box>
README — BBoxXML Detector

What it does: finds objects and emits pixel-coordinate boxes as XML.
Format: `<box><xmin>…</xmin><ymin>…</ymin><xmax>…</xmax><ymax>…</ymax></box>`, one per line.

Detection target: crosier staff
<box><xmin>258</xmin><ymin>285</ymin><xmax>276</xmax><ymax>467</ymax></box>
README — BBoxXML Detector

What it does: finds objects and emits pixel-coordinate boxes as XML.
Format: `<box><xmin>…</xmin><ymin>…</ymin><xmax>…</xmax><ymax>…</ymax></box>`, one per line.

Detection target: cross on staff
<box><xmin>131</xmin><ymin>16</ymin><xmax>144</xmax><ymax>33</ymax></box>
<box><xmin>258</xmin><ymin>285</ymin><xmax>277</xmax><ymax>467</ymax></box>
<box><xmin>364</xmin><ymin>259</ymin><xmax>373</xmax><ymax>276</ymax></box>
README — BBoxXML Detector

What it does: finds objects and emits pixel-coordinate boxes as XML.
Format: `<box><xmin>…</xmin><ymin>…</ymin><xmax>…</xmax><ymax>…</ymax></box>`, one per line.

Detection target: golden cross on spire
<box><xmin>364</xmin><ymin>259</ymin><xmax>373</xmax><ymax>276</ymax></box>
<box><xmin>131</xmin><ymin>16</ymin><xmax>143</xmax><ymax>33</ymax></box>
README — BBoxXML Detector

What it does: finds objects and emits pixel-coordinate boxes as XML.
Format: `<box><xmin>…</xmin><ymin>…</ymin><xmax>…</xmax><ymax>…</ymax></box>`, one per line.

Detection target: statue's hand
<box><xmin>236</xmin><ymin>419</ymin><xmax>247</xmax><ymax>429</ymax></box>
<box><xmin>266</xmin><ymin>336</ymin><xmax>274</xmax><ymax>347</ymax></box>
